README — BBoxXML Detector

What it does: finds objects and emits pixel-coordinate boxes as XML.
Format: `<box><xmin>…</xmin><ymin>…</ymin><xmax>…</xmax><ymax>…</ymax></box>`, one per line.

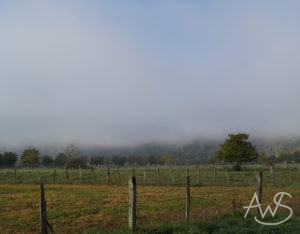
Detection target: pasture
<box><xmin>0</xmin><ymin>165</ymin><xmax>299</xmax><ymax>233</ymax></box>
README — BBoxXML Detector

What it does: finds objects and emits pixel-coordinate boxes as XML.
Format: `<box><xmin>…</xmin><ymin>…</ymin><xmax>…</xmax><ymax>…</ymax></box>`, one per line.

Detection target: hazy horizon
<box><xmin>1</xmin><ymin>1</ymin><xmax>300</xmax><ymax>147</ymax></box>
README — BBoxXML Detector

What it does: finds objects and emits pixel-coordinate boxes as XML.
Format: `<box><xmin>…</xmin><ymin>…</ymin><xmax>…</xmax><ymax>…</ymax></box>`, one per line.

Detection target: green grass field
<box><xmin>0</xmin><ymin>165</ymin><xmax>299</xmax><ymax>233</ymax></box>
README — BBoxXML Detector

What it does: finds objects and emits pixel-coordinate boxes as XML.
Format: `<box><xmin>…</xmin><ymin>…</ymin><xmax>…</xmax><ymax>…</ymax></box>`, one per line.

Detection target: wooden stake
<box><xmin>118</xmin><ymin>167</ymin><xmax>121</xmax><ymax>183</ymax></box>
<box><xmin>65</xmin><ymin>169</ymin><xmax>69</xmax><ymax>184</ymax></box>
<box><xmin>213</xmin><ymin>167</ymin><xmax>216</xmax><ymax>185</ymax></box>
<box><xmin>186</xmin><ymin>172</ymin><xmax>190</xmax><ymax>222</ymax></box>
<box><xmin>91</xmin><ymin>168</ymin><xmax>95</xmax><ymax>183</ymax></box>
<box><xmin>79</xmin><ymin>166</ymin><xmax>82</xmax><ymax>182</ymax></box>
<box><xmin>14</xmin><ymin>168</ymin><xmax>16</xmax><ymax>184</ymax></box>
<box><xmin>256</xmin><ymin>170</ymin><xmax>263</xmax><ymax>215</ymax></box>
<box><xmin>243</xmin><ymin>166</ymin><xmax>246</xmax><ymax>185</ymax></box>
<box><xmin>128</xmin><ymin>176</ymin><xmax>136</xmax><ymax>230</ymax></box>
<box><xmin>225</xmin><ymin>170</ymin><xmax>230</xmax><ymax>185</ymax></box>
<box><xmin>40</xmin><ymin>183</ymin><xmax>47</xmax><ymax>234</ymax></box>
<box><xmin>197</xmin><ymin>166</ymin><xmax>200</xmax><ymax>185</ymax></box>
<box><xmin>169</xmin><ymin>167</ymin><xmax>175</xmax><ymax>184</ymax></box>
<box><xmin>53</xmin><ymin>169</ymin><xmax>56</xmax><ymax>183</ymax></box>
<box><xmin>143</xmin><ymin>168</ymin><xmax>146</xmax><ymax>185</ymax></box>
<box><xmin>157</xmin><ymin>167</ymin><xmax>161</xmax><ymax>185</ymax></box>
<box><xmin>37</xmin><ymin>170</ymin><xmax>41</xmax><ymax>183</ymax></box>
<box><xmin>270</xmin><ymin>165</ymin><xmax>274</xmax><ymax>184</ymax></box>
<box><xmin>106</xmin><ymin>167</ymin><xmax>110</xmax><ymax>185</ymax></box>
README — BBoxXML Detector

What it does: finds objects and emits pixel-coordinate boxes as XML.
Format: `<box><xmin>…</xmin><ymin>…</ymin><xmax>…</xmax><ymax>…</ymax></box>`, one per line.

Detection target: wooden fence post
<box><xmin>157</xmin><ymin>167</ymin><xmax>161</xmax><ymax>185</ymax></box>
<box><xmin>53</xmin><ymin>169</ymin><xmax>56</xmax><ymax>183</ymax></box>
<box><xmin>128</xmin><ymin>176</ymin><xmax>136</xmax><ymax>230</ymax></box>
<box><xmin>143</xmin><ymin>168</ymin><xmax>146</xmax><ymax>185</ymax></box>
<box><xmin>37</xmin><ymin>170</ymin><xmax>41</xmax><ymax>183</ymax></box>
<box><xmin>270</xmin><ymin>165</ymin><xmax>274</xmax><ymax>184</ymax></box>
<box><xmin>256</xmin><ymin>170</ymin><xmax>263</xmax><ymax>215</ymax></box>
<box><xmin>91</xmin><ymin>168</ymin><xmax>95</xmax><ymax>183</ymax></box>
<box><xmin>65</xmin><ymin>169</ymin><xmax>69</xmax><ymax>184</ymax></box>
<box><xmin>118</xmin><ymin>167</ymin><xmax>121</xmax><ymax>183</ymax></box>
<box><xmin>40</xmin><ymin>183</ymin><xmax>47</xmax><ymax>234</ymax></box>
<box><xmin>213</xmin><ymin>167</ymin><xmax>216</xmax><ymax>185</ymax></box>
<box><xmin>243</xmin><ymin>166</ymin><xmax>246</xmax><ymax>185</ymax></box>
<box><xmin>186</xmin><ymin>169</ymin><xmax>190</xmax><ymax>222</ymax></box>
<box><xmin>197</xmin><ymin>166</ymin><xmax>200</xmax><ymax>185</ymax></box>
<box><xmin>289</xmin><ymin>167</ymin><xmax>292</xmax><ymax>184</ymax></box>
<box><xmin>169</xmin><ymin>167</ymin><xmax>175</xmax><ymax>184</ymax></box>
<box><xmin>225</xmin><ymin>170</ymin><xmax>230</xmax><ymax>185</ymax></box>
<box><xmin>14</xmin><ymin>168</ymin><xmax>16</xmax><ymax>184</ymax></box>
<box><xmin>79</xmin><ymin>166</ymin><xmax>82</xmax><ymax>182</ymax></box>
<box><xmin>106</xmin><ymin>167</ymin><xmax>110</xmax><ymax>185</ymax></box>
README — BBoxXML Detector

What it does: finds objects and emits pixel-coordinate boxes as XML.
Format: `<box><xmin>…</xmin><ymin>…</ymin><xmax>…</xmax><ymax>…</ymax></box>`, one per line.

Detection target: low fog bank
<box><xmin>2</xmin><ymin>136</ymin><xmax>300</xmax><ymax>161</ymax></box>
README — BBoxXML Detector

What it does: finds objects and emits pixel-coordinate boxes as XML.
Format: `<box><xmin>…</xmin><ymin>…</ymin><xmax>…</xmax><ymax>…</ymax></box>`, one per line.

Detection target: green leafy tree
<box><xmin>41</xmin><ymin>155</ymin><xmax>54</xmax><ymax>167</ymax></box>
<box><xmin>110</xmin><ymin>155</ymin><xmax>126</xmax><ymax>166</ymax></box>
<box><xmin>54</xmin><ymin>153</ymin><xmax>67</xmax><ymax>167</ymax></box>
<box><xmin>0</xmin><ymin>152</ymin><xmax>18</xmax><ymax>168</ymax></box>
<box><xmin>145</xmin><ymin>155</ymin><xmax>158</xmax><ymax>165</ymax></box>
<box><xmin>293</xmin><ymin>151</ymin><xmax>300</xmax><ymax>163</ymax></box>
<box><xmin>90</xmin><ymin>156</ymin><xmax>104</xmax><ymax>166</ymax></box>
<box><xmin>65</xmin><ymin>157</ymin><xmax>87</xmax><ymax>169</ymax></box>
<box><xmin>277</xmin><ymin>152</ymin><xmax>295</xmax><ymax>163</ymax></box>
<box><xmin>257</xmin><ymin>151</ymin><xmax>272</xmax><ymax>165</ymax></box>
<box><xmin>215</xmin><ymin>133</ymin><xmax>257</xmax><ymax>170</ymax></box>
<box><xmin>126</xmin><ymin>155</ymin><xmax>144</xmax><ymax>166</ymax></box>
<box><xmin>64</xmin><ymin>144</ymin><xmax>82</xmax><ymax>158</ymax></box>
<box><xmin>21</xmin><ymin>147</ymin><xmax>39</xmax><ymax>167</ymax></box>
<box><xmin>3</xmin><ymin>152</ymin><xmax>18</xmax><ymax>167</ymax></box>
<box><xmin>160</xmin><ymin>152</ymin><xmax>181</xmax><ymax>165</ymax></box>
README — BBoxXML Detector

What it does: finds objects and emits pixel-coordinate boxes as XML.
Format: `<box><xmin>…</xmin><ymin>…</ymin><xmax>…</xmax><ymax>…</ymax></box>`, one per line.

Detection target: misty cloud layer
<box><xmin>1</xmin><ymin>1</ymin><xmax>300</xmax><ymax>147</ymax></box>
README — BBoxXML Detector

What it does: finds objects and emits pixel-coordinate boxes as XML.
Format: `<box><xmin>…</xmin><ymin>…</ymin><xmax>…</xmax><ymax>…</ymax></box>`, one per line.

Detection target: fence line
<box><xmin>36</xmin><ymin>168</ymin><xmax>268</xmax><ymax>232</ymax></box>
<box><xmin>1</xmin><ymin>165</ymin><xmax>299</xmax><ymax>187</ymax></box>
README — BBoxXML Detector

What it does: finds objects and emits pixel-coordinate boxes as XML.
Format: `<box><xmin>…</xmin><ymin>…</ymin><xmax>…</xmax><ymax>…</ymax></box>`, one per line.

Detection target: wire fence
<box><xmin>0</xmin><ymin>164</ymin><xmax>299</xmax><ymax>187</ymax></box>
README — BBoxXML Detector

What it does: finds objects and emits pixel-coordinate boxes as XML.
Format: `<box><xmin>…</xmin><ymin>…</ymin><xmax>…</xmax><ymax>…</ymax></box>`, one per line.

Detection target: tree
<box><xmin>65</xmin><ymin>157</ymin><xmax>87</xmax><ymax>169</ymax></box>
<box><xmin>64</xmin><ymin>144</ymin><xmax>81</xmax><ymax>158</ymax></box>
<box><xmin>126</xmin><ymin>155</ymin><xmax>144</xmax><ymax>166</ymax></box>
<box><xmin>110</xmin><ymin>155</ymin><xmax>126</xmax><ymax>166</ymax></box>
<box><xmin>160</xmin><ymin>152</ymin><xmax>181</xmax><ymax>165</ymax></box>
<box><xmin>2</xmin><ymin>152</ymin><xmax>18</xmax><ymax>167</ymax></box>
<box><xmin>277</xmin><ymin>152</ymin><xmax>294</xmax><ymax>163</ymax></box>
<box><xmin>145</xmin><ymin>155</ymin><xmax>158</xmax><ymax>165</ymax></box>
<box><xmin>54</xmin><ymin>153</ymin><xmax>67</xmax><ymax>167</ymax></box>
<box><xmin>293</xmin><ymin>151</ymin><xmax>300</xmax><ymax>163</ymax></box>
<box><xmin>90</xmin><ymin>156</ymin><xmax>104</xmax><ymax>166</ymax></box>
<box><xmin>215</xmin><ymin>133</ymin><xmax>257</xmax><ymax>170</ymax></box>
<box><xmin>41</xmin><ymin>155</ymin><xmax>54</xmax><ymax>167</ymax></box>
<box><xmin>21</xmin><ymin>147</ymin><xmax>40</xmax><ymax>167</ymax></box>
<box><xmin>0</xmin><ymin>152</ymin><xmax>18</xmax><ymax>168</ymax></box>
<box><xmin>257</xmin><ymin>151</ymin><xmax>271</xmax><ymax>165</ymax></box>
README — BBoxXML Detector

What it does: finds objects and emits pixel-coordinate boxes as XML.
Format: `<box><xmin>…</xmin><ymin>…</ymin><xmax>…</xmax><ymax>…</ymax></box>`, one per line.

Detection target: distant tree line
<box><xmin>0</xmin><ymin>145</ymin><xmax>183</xmax><ymax>169</ymax></box>
<box><xmin>2</xmin><ymin>141</ymin><xmax>300</xmax><ymax>169</ymax></box>
<box><xmin>257</xmin><ymin>150</ymin><xmax>300</xmax><ymax>165</ymax></box>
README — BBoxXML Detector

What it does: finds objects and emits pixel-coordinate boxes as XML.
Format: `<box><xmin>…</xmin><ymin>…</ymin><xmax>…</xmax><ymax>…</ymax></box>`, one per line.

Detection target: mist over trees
<box><xmin>2</xmin><ymin>137</ymin><xmax>300</xmax><ymax>168</ymax></box>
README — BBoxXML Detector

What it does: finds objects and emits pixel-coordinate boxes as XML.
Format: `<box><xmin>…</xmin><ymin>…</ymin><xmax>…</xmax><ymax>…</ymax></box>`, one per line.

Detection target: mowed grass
<box><xmin>1</xmin><ymin>164</ymin><xmax>300</xmax><ymax>187</ymax></box>
<box><xmin>0</xmin><ymin>184</ymin><xmax>299</xmax><ymax>233</ymax></box>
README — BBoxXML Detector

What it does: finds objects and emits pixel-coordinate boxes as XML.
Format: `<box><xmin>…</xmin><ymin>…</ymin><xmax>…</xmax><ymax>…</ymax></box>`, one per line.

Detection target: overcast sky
<box><xmin>1</xmin><ymin>1</ymin><xmax>300</xmax><ymax>147</ymax></box>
